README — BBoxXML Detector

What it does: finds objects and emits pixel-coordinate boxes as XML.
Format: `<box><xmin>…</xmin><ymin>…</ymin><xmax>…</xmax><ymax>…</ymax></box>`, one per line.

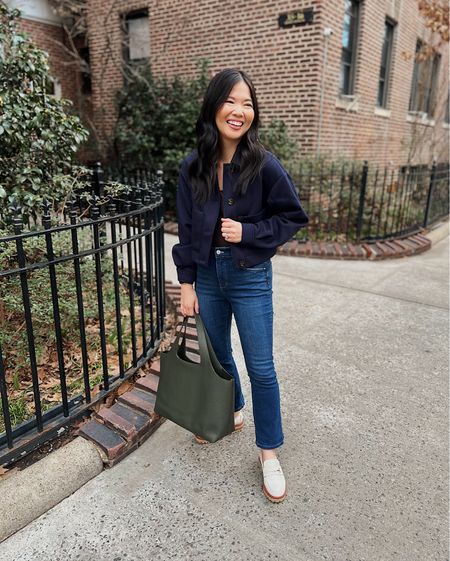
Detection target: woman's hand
<box><xmin>180</xmin><ymin>284</ymin><xmax>199</xmax><ymax>317</ymax></box>
<box><xmin>221</xmin><ymin>218</ymin><xmax>242</xmax><ymax>243</ymax></box>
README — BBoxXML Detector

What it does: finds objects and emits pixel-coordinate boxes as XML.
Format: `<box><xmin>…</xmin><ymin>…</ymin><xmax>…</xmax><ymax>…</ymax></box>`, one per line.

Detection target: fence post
<box><xmin>423</xmin><ymin>160</ymin><xmax>436</xmax><ymax>228</ymax></box>
<box><xmin>92</xmin><ymin>162</ymin><xmax>104</xmax><ymax>197</ymax></box>
<box><xmin>156</xmin><ymin>170</ymin><xmax>166</xmax><ymax>330</ymax></box>
<box><xmin>356</xmin><ymin>160</ymin><xmax>369</xmax><ymax>241</ymax></box>
<box><xmin>11</xmin><ymin>200</ymin><xmax>44</xmax><ymax>431</ymax></box>
<box><xmin>92</xmin><ymin>162</ymin><xmax>107</xmax><ymax>249</ymax></box>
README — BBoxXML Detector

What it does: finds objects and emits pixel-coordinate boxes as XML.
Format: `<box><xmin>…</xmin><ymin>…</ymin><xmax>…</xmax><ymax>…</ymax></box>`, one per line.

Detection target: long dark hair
<box><xmin>188</xmin><ymin>68</ymin><xmax>265</xmax><ymax>205</ymax></box>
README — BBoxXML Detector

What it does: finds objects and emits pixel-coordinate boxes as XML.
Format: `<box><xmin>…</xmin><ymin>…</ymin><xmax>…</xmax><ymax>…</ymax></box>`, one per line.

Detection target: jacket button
<box><xmin>239</xmin><ymin>259</ymin><xmax>245</xmax><ymax>267</ymax></box>
<box><xmin>227</xmin><ymin>198</ymin><xmax>235</xmax><ymax>205</ymax></box>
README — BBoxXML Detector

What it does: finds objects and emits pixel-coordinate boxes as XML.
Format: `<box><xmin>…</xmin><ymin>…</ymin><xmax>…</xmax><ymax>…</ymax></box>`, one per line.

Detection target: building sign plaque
<box><xmin>278</xmin><ymin>8</ymin><xmax>314</xmax><ymax>28</ymax></box>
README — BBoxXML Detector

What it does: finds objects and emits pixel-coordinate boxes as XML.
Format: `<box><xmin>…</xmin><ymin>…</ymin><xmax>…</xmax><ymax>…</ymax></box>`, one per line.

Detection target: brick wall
<box><xmin>71</xmin><ymin>1</ymin><xmax>450</xmax><ymax>166</ymax></box>
<box><xmin>86</xmin><ymin>0</ymin><xmax>323</xmax><ymax>159</ymax></box>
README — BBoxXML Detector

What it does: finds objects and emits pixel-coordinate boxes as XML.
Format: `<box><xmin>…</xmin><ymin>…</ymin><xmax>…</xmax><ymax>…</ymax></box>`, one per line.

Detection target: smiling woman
<box><xmin>171</xmin><ymin>68</ymin><xmax>309</xmax><ymax>503</ymax></box>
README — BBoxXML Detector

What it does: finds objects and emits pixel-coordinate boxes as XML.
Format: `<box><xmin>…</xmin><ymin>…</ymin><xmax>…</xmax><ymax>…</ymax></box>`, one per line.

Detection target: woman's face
<box><xmin>215</xmin><ymin>80</ymin><xmax>255</xmax><ymax>144</ymax></box>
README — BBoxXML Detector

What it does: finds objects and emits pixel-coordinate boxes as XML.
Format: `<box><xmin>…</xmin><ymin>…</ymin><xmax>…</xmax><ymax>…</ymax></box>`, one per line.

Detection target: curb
<box><xmin>163</xmin><ymin>219</ymin><xmax>449</xmax><ymax>260</ymax></box>
<box><xmin>422</xmin><ymin>217</ymin><xmax>449</xmax><ymax>246</ymax></box>
<box><xmin>0</xmin><ymin>282</ymin><xmax>187</xmax><ymax>543</ymax></box>
<box><xmin>0</xmin><ymin>437</ymin><xmax>103</xmax><ymax>542</ymax></box>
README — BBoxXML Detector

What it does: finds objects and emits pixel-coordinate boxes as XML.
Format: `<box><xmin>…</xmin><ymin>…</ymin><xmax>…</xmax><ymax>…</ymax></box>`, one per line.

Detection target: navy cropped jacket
<box><xmin>172</xmin><ymin>146</ymin><xmax>309</xmax><ymax>285</ymax></box>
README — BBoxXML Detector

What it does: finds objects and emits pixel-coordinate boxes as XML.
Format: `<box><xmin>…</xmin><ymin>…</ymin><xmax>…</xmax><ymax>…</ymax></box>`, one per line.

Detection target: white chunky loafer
<box><xmin>194</xmin><ymin>410</ymin><xmax>244</xmax><ymax>444</ymax></box>
<box><xmin>258</xmin><ymin>450</ymin><xmax>287</xmax><ymax>503</ymax></box>
<box><xmin>234</xmin><ymin>410</ymin><xmax>244</xmax><ymax>430</ymax></box>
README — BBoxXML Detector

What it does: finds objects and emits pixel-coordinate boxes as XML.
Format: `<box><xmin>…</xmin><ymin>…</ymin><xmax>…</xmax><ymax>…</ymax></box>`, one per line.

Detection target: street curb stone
<box><xmin>0</xmin><ymin>437</ymin><xmax>103</xmax><ymax>543</ymax></box>
<box><xmin>424</xmin><ymin>217</ymin><xmax>449</xmax><ymax>245</ymax></box>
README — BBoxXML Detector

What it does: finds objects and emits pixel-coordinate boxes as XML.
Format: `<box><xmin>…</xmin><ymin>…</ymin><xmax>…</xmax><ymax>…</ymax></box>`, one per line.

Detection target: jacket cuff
<box><xmin>240</xmin><ymin>222</ymin><xmax>256</xmax><ymax>245</ymax></box>
<box><xmin>177</xmin><ymin>267</ymin><xmax>197</xmax><ymax>285</ymax></box>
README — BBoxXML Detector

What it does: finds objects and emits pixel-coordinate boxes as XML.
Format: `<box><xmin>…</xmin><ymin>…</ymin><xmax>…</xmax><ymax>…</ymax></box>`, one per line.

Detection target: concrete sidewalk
<box><xmin>0</xmin><ymin>232</ymin><xmax>447</xmax><ymax>561</ymax></box>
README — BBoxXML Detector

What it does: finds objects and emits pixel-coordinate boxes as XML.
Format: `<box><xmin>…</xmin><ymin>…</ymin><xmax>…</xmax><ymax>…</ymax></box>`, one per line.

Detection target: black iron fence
<box><xmin>0</xmin><ymin>165</ymin><xmax>165</xmax><ymax>465</ymax></box>
<box><xmin>292</xmin><ymin>160</ymin><xmax>449</xmax><ymax>242</ymax></box>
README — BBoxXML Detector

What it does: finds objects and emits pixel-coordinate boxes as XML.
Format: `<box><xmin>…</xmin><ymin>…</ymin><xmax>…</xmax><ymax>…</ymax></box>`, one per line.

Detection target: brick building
<box><xmin>8</xmin><ymin>0</ymin><xmax>450</xmax><ymax>167</ymax></box>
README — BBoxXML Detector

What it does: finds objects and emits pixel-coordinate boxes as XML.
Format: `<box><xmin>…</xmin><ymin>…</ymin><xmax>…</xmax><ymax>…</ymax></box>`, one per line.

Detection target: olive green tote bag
<box><xmin>154</xmin><ymin>313</ymin><xmax>235</xmax><ymax>443</ymax></box>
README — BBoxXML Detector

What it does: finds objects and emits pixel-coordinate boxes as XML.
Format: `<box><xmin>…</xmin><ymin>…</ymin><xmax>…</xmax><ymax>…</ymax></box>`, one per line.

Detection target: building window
<box><xmin>123</xmin><ymin>9</ymin><xmax>150</xmax><ymax>63</ymax></box>
<box><xmin>408</xmin><ymin>39</ymin><xmax>441</xmax><ymax>117</ymax></box>
<box><xmin>377</xmin><ymin>18</ymin><xmax>395</xmax><ymax>108</ymax></box>
<box><xmin>44</xmin><ymin>76</ymin><xmax>62</xmax><ymax>99</ymax></box>
<box><xmin>79</xmin><ymin>47</ymin><xmax>92</xmax><ymax>95</ymax></box>
<box><xmin>340</xmin><ymin>0</ymin><xmax>361</xmax><ymax>96</ymax></box>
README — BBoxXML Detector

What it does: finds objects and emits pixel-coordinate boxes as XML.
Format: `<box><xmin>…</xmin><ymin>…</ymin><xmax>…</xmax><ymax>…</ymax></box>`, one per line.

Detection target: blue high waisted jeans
<box><xmin>194</xmin><ymin>245</ymin><xmax>284</xmax><ymax>449</ymax></box>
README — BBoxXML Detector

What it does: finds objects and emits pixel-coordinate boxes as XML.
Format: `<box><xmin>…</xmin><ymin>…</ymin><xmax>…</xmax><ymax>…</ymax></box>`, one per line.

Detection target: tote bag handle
<box><xmin>173</xmin><ymin>314</ymin><xmax>230</xmax><ymax>379</ymax></box>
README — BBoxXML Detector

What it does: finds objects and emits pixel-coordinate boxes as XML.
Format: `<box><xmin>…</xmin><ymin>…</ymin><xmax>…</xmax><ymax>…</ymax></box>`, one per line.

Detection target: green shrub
<box><xmin>0</xmin><ymin>4</ymin><xmax>88</xmax><ymax>216</ymax></box>
<box><xmin>113</xmin><ymin>59</ymin><xmax>210</xmax><ymax>213</ymax></box>
<box><xmin>260</xmin><ymin>118</ymin><xmax>299</xmax><ymax>168</ymax></box>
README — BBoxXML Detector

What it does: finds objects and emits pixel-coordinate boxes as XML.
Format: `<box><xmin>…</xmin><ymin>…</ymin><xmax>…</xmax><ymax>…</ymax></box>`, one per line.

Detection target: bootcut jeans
<box><xmin>194</xmin><ymin>245</ymin><xmax>284</xmax><ymax>449</ymax></box>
